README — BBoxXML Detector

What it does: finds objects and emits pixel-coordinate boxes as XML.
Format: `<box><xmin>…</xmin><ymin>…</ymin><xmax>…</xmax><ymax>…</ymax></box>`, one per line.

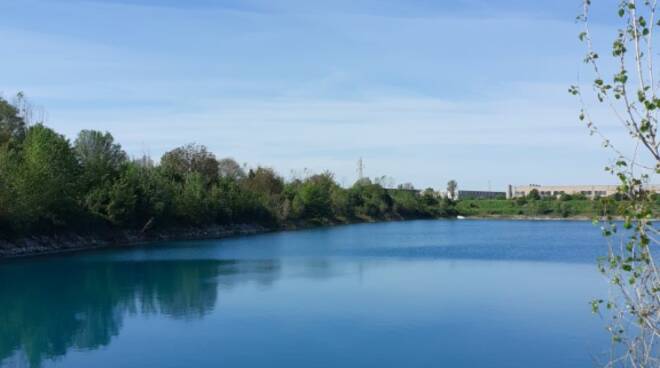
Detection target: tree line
<box><xmin>0</xmin><ymin>96</ymin><xmax>455</xmax><ymax>239</ymax></box>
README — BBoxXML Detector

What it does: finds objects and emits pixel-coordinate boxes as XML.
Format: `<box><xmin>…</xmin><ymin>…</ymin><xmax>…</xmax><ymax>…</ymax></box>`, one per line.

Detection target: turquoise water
<box><xmin>0</xmin><ymin>220</ymin><xmax>611</xmax><ymax>367</ymax></box>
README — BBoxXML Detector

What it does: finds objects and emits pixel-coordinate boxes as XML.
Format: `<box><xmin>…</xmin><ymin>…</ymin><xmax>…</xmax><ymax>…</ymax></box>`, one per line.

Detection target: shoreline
<box><xmin>461</xmin><ymin>215</ymin><xmax>597</xmax><ymax>221</ymax></box>
<box><xmin>0</xmin><ymin>215</ymin><xmax>610</xmax><ymax>260</ymax></box>
<box><xmin>0</xmin><ymin>224</ymin><xmax>273</xmax><ymax>260</ymax></box>
<box><xmin>0</xmin><ymin>216</ymin><xmax>406</xmax><ymax>260</ymax></box>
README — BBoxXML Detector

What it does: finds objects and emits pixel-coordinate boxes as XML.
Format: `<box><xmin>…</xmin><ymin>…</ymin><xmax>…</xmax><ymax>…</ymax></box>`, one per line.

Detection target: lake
<box><xmin>0</xmin><ymin>220</ymin><xmax>612</xmax><ymax>368</ymax></box>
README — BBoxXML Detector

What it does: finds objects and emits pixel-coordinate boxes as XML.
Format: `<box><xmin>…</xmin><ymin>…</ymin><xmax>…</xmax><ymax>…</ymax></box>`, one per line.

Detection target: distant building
<box><xmin>510</xmin><ymin>184</ymin><xmax>660</xmax><ymax>199</ymax></box>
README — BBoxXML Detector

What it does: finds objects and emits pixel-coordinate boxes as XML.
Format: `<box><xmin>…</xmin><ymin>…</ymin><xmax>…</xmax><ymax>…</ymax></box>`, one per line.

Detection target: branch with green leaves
<box><xmin>574</xmin><ymin>1</ymin><xmax>660</xmax><ymax>366</ymax></box>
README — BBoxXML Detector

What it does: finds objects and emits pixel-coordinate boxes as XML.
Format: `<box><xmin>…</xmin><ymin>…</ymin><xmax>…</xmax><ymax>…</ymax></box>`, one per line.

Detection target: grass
<box><xmin>454</xmin><ymin>199</ymin><xmax>625</xmax><ymax>218</ymax></box>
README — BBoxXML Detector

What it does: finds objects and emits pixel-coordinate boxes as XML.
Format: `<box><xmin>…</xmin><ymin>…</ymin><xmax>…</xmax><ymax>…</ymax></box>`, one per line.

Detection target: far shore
<box><xmin>462</xmin><ymin>215</ymin><xmax>595</xmax><ymax>221</ymax></box>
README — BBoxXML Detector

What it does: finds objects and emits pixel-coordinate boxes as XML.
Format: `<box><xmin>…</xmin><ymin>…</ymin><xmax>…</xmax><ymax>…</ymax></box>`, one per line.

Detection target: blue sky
<box><xmin>0</xmin><ymin>0</ymin><xmax>635</xmax><ymax>190</ymax></box>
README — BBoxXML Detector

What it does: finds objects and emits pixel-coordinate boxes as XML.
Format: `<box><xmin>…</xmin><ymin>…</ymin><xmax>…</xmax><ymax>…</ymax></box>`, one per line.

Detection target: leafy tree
<box><xmin>558</xmin><ymin>193</ymin><xmax>573</xmax><ymax>201</ymax></box>
<box><xmin>575</xmin><ymin>1</ymin><xmax>660</xmax><ymax>365</ymax></box>
<box><xmin>526</xmin><ymin>189</ymin><xmax>541</xmax><ymax>201</ymax></box>
<box><xmin>515</xmin><ymin>196</ymin><xmax>527</xmax><ymax>206</ymax></box>
<box><xmin>292</xmin><ymin>173</ymin><xmax>334</xmax><ymax>220</ymax></box>
<box><xmin>208</xmin><ymin>181</ymin><xmax>232</xmax><ymax>224</ymax></box>
<box><xmin>217</xmin><ymin>158</ymin><xmax>245</xmax><ymax>180</ymax></box>
<box><xmin>161</xmin><ymin>143</ymin><xmax>219</xmax><ymax>185</ymax></box>
<box><xmin>421</xmin><ymin>188</ymin><xmax>438</xmax><ymax>206</ymax></box>
<box><xmin>0</xmin><ymin>146</ymin><xmax>18</xmax><ymax>237</ymax></box>
<box><xmin>572</xmin><ymin>193</ymin><xmax>587</xmax><ymax>201</ymax></box>
<box><xmin>330</xmin><ymin>185</ymin><xmax>351</xmax><ymax>220</ymax></box>
<box><xmin>229</xmin><ymin>185</ymin><xmax>276</xmax><ymax>225</ymax></box>
<box><xmin>349</xmin><ymin>180</ymin><xmax>393</xmax><ymax>219</ymax></box>
<box><xmin>127</xmin><ymin>164</ymin><xmax>175</xmax><ymax>228</ymax></box>
<box><xmin>240</xmin><ymin>167</ymin><xmax>285</xmax><ymax>220</ymax></box>
<box><xmin>84</xmin><ymin>164</ymin><xmax>175</xmax><ymax>229</ymax></box>
<box><xmin>391</xmin><ymin>190</ymin><xmax>423</xmax><ymax>218</ymax></box>
<box><xmin>74</xmin><ymin>130</ymin><xmax>127</xmax><ymax>189</ymax></box>
<box><xmin>174</xmin><ymin>173</ymin><xmax>213</xmax><ymax>226</ymax></box>
<box><xmin>0</xmin><ymin>96</ymin><xmax>27</xmax><ymax>148</ymax></box>
<box><xmin>11</xmin><ymin>124</ymin><xmax>80</xmax><ymax>231</ymax></box>
<box><xmin>242</xmin><ymin>167</ymin><xmax>284</xmax><ymax>196</ymax></box>
<box><xmin>99</xmin><ymin>175</ymin><xmax>137</xmax><ymax>226</ymax></box>
<box><xmin>447</xmin><ymin>180</ymin><xmax>457</xmax><ymax>199</ymax></box>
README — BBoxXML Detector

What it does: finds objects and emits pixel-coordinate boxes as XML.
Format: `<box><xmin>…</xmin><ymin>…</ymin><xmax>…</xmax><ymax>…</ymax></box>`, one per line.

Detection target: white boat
<box><xmin>456</xmin><ymin>215</ymin><xmax>466</xmax><ymax>220</ymax></box>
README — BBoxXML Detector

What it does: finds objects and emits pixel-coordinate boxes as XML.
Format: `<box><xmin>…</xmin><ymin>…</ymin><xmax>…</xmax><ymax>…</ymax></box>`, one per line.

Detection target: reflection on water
<box><xmin>0</xmin><ymin>220</ymin><xmax>613</xmax><ymax>368</ymax></box>
<box><xmin>0</xmin><ymin>259</ymin><xmax>283</xmax><ymax>367</ymax></box>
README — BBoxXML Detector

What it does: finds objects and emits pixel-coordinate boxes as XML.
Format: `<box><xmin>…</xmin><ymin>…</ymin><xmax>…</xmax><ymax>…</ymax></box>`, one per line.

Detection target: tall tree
<box><xmin>217</xmin><ymin>157</ymin><xmax>245</xmax><ymax>180</ymax></box>
<box><xmin>12</xmin><ymin>124</ymin><xmax>80</xmax><ymax>231</ymax></box>
<box><xmin>242</xmin><ymin>167</ymin><xmax>284</xmax><ymax>196</ymax></box>
<box><xmin>74</xmin><ymin>130</ymin><xmax>127</xmax><ymax>188</ymax></box>
<box><xmin>292</xmin><ymin>173</ymin><xmax>335</xmax><ymax>220</ymax></box>
<box><xmin>0</xmin><ymin>96</ymin><xmax>27</xmax><ymax>148</ymax></box>
<box><xmin>160</xmin><ymin>143</ymin><xmax>219</xmax><ymax>185</ymax></box>
<box><xmin>174</xmin><ymin>172</ymin><xmax>212</xmax><ymax>225</ymax></box>
<box><xmin>447</xmin><ymin>180</ymin><xmax>457</xmax><ymax>200</ymax></box>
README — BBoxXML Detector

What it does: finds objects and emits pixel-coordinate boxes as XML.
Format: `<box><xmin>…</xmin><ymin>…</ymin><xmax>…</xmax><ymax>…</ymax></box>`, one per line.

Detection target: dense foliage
<box><xmin>0</xmin><ymin>98</ymin><xmax>455</xmax><ymax>239</ymax></box>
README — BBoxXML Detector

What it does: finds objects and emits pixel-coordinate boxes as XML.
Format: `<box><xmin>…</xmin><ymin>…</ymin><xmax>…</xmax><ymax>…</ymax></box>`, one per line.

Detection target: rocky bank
<box><xmin>0</xmin><ymin>224</ymin><xmax>271</xmax><ymax>259</ymax></box>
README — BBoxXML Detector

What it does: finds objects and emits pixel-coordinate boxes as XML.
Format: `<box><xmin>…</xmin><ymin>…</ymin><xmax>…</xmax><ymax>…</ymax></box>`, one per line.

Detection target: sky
<box><xmin>0</xmin><ymin>0</ymin><xmax>642</xmax><ymax>190</ymax></box>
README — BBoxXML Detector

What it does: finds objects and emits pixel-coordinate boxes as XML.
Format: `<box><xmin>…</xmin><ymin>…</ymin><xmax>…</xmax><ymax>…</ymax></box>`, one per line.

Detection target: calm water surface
<box><xmin>0</xmin><ymin>220</ymin><xmax>612</xmax><ymax>367</ymax></box>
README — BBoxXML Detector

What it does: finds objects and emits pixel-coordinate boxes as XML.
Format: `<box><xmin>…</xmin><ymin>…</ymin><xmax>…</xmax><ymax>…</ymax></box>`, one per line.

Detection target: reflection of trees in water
<box><xmin>0</xmin><ymin>259</ymin><xmax>281</xmax><ymax>368</ymax></box>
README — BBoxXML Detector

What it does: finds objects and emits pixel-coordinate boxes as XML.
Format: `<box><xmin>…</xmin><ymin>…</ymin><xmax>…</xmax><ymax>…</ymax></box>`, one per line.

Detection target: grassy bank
<box><xmin>454</xmin><ymin>198</ymin><xmax>636</xmax><ymax>219</ymax></box>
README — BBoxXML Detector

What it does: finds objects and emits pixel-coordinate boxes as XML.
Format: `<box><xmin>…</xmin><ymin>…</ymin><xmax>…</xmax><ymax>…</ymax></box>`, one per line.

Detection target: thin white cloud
<box><xmin>0</xmin><ymin>0</ymin><xmax>638</xmax><ymax>189</ymax></box>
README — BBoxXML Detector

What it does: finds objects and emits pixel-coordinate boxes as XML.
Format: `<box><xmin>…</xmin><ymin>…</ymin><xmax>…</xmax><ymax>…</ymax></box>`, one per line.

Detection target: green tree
<box><xmin>126</xmin><ymin>164</ymin><xmax>175</xmax><ymax>229</ymax></box>
<box><xmin>0</xmin><ymin>96</ymin><xmax>27</xmax><ymax>148</ymax></box>
<box><xmin>241</xmin><ymin>167</ymin><xmax>285</xmax><ymax>220</ymax></box>
<box><xmin>103</xmin><ymin>175</ymin><xmax>138</xmax><ymax>226</ymax></box>
<box><xmin>558</xmin><ymin>193</ymin><xmax>573</xmax><ymax>201</ymax></box>
<box><xmin>421</xmin><ymin>188</ymin><xmax>438</xmax><ymax>206</ymax></box>
<box><xmin>161</xmin><ymin>143</ymin><xmax>219</xmax><ymax>185</ymax></box>
<box><xmin>526</xmin><ymin>189</ymin><xmax>541</xmax><ymax>201</ymax></box>
<box><xmin>12</xmin><ymin>124</ymin><xmax>80</xmax><ymax>231</ymax></box>
<box><xmin>242</xmin><ymin>167</ymin><xmax>284</xmax><ymax>196</ymax></box>
<box><xmin>74</xmin><ymin>130</ymin><xmax>127</xmax><ymax>189</ymax></box>
<box><xmin>330</xmin><ymin>185</ymin><xmax>351</xmax><ymax>220</ymax></box>
<box><xmin>217</xmin><ymin>157</ymin><xmax>245</xmax><ymax>180</ymax></box>
<box><xmin>447</xmin><ymin>180</ymin><xmax>457</xmax><ymax>200</ymax></box>
<box><xmin>83</xmin><ymin>165</ymin><xmax>141</xmax><ymax>227</ymax></box>
<box><xmin>391</xmin><ymin>190</ymin><xmax>423</xmax><ymax>218</ymax></box>
<box><xmin>292</xmin><ymin>173</ymin><xmax>335</xmax><ymax>220</ymax></box>
<box><xmin>0</xmin><ymin>146</ymin><xmax>18</xmax><ymax>236</ymax></box>
<box><xmin>349</xmin><ymin>180</ymin><xmax>393</xmax><ymax>219</ymax></box>
<box><xmin>174</xmin><ymin>172</ymin><xmax>212</xmax><ymax>226</ymax></box>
